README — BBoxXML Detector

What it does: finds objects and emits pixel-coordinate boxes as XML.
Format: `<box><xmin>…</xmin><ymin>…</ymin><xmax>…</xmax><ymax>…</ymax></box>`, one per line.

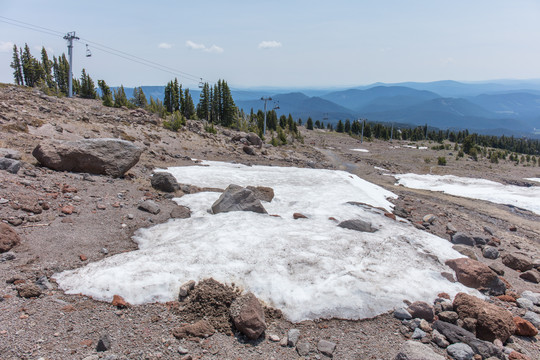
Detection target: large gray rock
<box><xmin>433</xmin><ymin>321</ymin><xmax>503</xmax><ymax>359</ymax></box>
<box><xmin>211</xmin><ymin>185</ymin><xmax>267</xmax><ymax>214</ymax></box>
<box><xmin>32</xmin><ymin>138</ymin><xmax>142</xmax><ymax>177</ymax></box>
<box><xmin>447</xmin><ymin>343</ymin><xmax>474</xmax><ymax>360</ymax></box>
<box><xmin>502</xmin><ymin>252</ymin><xmax>533</xmax><ymax>272</ymax></box>
<box><xmin>338</xmin><ymin>219</ymin><xmax>377</xmax><ymax>233</ymax></box>
<box><xmin>229</xmin><ymin>292</ymin><xmax>266</xmax><ymax>339</ymax></box>
<box><xmin>151</xmin><ymin>172</ymin><xmax>179</xmax><ymax>192</ymax></box>
<box><xmin>0</xmin><ymin>157</ymin><xmax>21</xmax><ymax>174</ymax></box>
<box><xmin>394</xmin><ymin>340</ymin><xmax>445</xmax><ymax>360</ymax></box>
<box><xmin>523</xmin><ymin>311</ymin><xmax>540</xmax><ymax>329</ymax></box>
<box><xmin>246</xmin><ymin>132</ymin><xmax>263</xmax><ymax>148</ymax></box>
<box><xmin>451</xmin><ymin>233</ymin><xmax>475</xmax><ymax>246</ymax></box>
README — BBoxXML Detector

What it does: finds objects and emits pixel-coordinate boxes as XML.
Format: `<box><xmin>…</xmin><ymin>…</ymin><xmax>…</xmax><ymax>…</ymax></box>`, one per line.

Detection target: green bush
<box><xmin>437</xmin><ymin>156</ymin><xmax>447</xmax><ymax>166</ymax></box>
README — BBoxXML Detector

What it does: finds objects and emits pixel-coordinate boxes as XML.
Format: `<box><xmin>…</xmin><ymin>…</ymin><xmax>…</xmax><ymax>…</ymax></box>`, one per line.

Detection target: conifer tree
<box><xmin>197</xmin><ymin>82</ymin><xmax>210</xmax><ymax>120</ymax></box>
<box><xmin>98</xmin><ymin>80</ymin><xmax>113</xmax><ymax>107</ymax></box>
<box><xmin>336</xmin><ymin>120</ymin><xmax>344</xmax><ymax>133</ymax></box>
<box><xmin>10</xmin><ymin>45</ymin><xmax>24</xmax><ymax>85</ymax></box>
<box><xmin>344</xmin><ymin>119</ymin><xmax>351</xmax><ymax>133</ymax></box>
<box><xmin>306</xmin><ymin>117</ymin><xmax>314</xmax><ymax>130</ymax></box>
<box><xmin>40</xmin><ymin>47</ymin><xmax>54</xmax><ymax>89</ymax></box>
<box><xmin>114</xmin><ymin>85</ymin><xmax>128</xmax><ymax>107</ymax></box>
<box><xmin>131</xmin><ymin>87</ymin><xmax>147</xmax><ymax>108</ymax></box>
<box><xmin>182</xmin><ymin>88</ymin><xmax>195</xmax><ymax>119</ymax></box>
<box><xmin>79</xmin><ymin>69</ymin><xmax>97</xmax><ymax>99</ymax></box>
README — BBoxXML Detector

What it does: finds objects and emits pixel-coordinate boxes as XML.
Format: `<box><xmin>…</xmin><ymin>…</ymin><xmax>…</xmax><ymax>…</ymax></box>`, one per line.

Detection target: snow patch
<box><xmin>403</xmin><ymin>145</ymin><xmax>428</xmax><ymax>150</ymax></box>
<box><xmin>525</xmin><ymin>177</ymin><xmax>540</xmax><ymax>183</ymax></box>
<box><xmin>395</xmin><ymin>173</ymin><xmax>540</xmax><ymax>215</ymax></box>
<box><xmin>55</xmin><ymin>161</ymin><xmax>475</xmax><ymax>322</ymax></box>
<box><xmin>351</xmin><ymin>148</ymin><xmax>369</xmax><ymax>153</ymax></box>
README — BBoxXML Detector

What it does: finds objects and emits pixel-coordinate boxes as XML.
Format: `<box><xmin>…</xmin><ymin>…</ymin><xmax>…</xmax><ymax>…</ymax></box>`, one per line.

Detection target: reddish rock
<box><xmin>453</xmin><ymin>292</ymin><xmax>515</xmax><ymax>342</ymax></box>
<box><xmin>172</xmin><ymin>320</ymin><xmax>215</xmax><ymax>339</ymax></box>
<box><xmin>79</xmin><ymin>254</ymin><xmax>88</xmax><ymax>261</ymax></box>
<box><xmin>384</xmin><ymin>212</ymin><xmax>396</xmax><ymax>220</ymax></box>
<box><xmin>445</xmin><ymin>258</ymin><xmax>505</xmax><ymax>295</ymax></box>
<box><xmin>407</xmin><ymin>301</ymin><xmax>435</xmax><ymax>322</ymax></box>
<box><xmin>293</xmin><ymin>213</ymin><xmax>308</xmax><ymax>219</ymax></box>
<box><xmin>0</xmin><ymin>223</ymin><xmax>21</xmax><ymax>253</ymax></box>
<box><xmin>509</xmin><ymin>226</ymin><xmax>517</xmax><ymax>232</ymax></box>
<box><xmin>112</xmin><ymin>295</ymin><xmax>128</xmax><ymax>308</ymax></box>
<box><xmin>438</xmin><ymin>292</ymin><xmax>451</xmax><ymax>300</ymax></box>
<box><xmin>502</xmin><ymin>253</ymin><xmax>533</xmax><ymax>272</ymax></box>
<box><xmin>509</xmin><ymin>352</ymin><xmax>532</xmax><ymax>360</ymax></box>
<box><xmin>229</xmin><ymin>292</ymin><xmax>267</xmax><ymax>339</ymax></box>
<box><xmin>328</xmin><ymin>217</ymin><xmax>338</xmax><ymax>221</ymax></box>
<box><xmin>488</xmin><ymin>237</ymin><xmax>501</xmax><ymax>246</ymax></box>
<box><xmin>496</xmin><ymin>295</ymin><xmax>516</xmax><ymax>303</ymax></box>
<box><xmin>61</xmin><ymin>205</ymin><xmax>74</xmax><ymax>215</ymax></box>
<box><xmin>513</xmin><ymin>316</ymin><xmax>538</xmax><ymax>337</ymax></box>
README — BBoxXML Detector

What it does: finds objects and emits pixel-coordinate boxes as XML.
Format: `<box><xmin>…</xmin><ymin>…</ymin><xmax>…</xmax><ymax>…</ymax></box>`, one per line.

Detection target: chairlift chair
<box><xmin>85</xmin><ymin>44</ymin><xmax>92</xmax><ymax>57</ymax></box>
<box><xmin>198</xmin><ymin>78</ymin><xmax>204</xmax><ymax>88</ymax></box>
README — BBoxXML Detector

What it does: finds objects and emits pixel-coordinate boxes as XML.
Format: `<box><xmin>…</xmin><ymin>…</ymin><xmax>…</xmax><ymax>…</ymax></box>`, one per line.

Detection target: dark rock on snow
<box><xmin>211</xmin><ymin>185</ymin><xmax>267</xmax><ymax>214</ymax></box>
<box><xmin>338</xmin><ymin>219</ymin><xmax>377</xmax><ymax>233</ymax></box>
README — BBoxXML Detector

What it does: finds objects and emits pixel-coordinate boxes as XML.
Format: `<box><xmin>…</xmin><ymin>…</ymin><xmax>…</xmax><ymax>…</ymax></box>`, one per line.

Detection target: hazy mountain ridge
<box><xmin>122</xmin><ymin>80</ymin><xmax>540</xmax><ymax>136</ymax></box>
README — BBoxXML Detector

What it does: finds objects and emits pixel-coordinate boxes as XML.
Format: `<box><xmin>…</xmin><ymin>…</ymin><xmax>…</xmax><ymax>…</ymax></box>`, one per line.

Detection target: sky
<box><xmin>1</xmin><ymin>0</ymin><xmax>540</xmax><ymax>88</ymax></box>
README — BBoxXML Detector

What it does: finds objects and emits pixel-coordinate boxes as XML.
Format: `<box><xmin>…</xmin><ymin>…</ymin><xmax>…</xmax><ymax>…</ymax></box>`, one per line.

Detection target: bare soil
<box><xmin>0</xmin><ymin>84</ymin><xmax>539</xmax><ymax>359</ymax></box>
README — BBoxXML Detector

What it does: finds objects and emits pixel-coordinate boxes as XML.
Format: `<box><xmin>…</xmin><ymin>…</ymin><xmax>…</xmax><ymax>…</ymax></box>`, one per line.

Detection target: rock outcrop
<box><xmin>211</xmin><ymin>185</ymin><xmax>267</xmax><ymax>214</ymax></box>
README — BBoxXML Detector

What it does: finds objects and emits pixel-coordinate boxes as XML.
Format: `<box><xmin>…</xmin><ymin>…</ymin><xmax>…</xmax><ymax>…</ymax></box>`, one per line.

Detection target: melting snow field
<box><xmin>525</xmin><ymin>177</ymin><xmax>540</xmax><ymax>183</ymax></box>
<box><xmin>55</xmin><ymin>161</ymin><xmax>475</xmax><ymax>322</ymax></box>
<box><xmin>351</xmin><ymin>148</ymin><xmax>369</xmax><ymax>153</ymax></box>
<box><xmin>395</xmin><ymin>174</ymin><xmax>540</xmax><ymax>215</ymax></box>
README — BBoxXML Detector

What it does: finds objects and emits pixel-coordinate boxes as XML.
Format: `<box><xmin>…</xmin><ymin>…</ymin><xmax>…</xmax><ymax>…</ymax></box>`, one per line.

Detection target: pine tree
<box><xmin>173</xmin><ymin>78</ymin><xmax>181</xmax><ymax>112</ymax></box>
<box><xmin>183</xmin><ymin>88</ymin><xmax>195</xmax><ymax>119</ymax></box>
<box><xmin>220</xmin><ymin>80</ymin><xmax>236</xmax><ymax>127</ymax></box>
<box><xmin>336</xmin><ymin>120</ymin><xmax>344</xmax><ymax>133</ymax></box>
<box><xmin>40</xmin><ymin>47</ymin><xmax>54</xmax><ymax>89</ymax></box>
<box><xmin>114</xmin><ymin>85</ymin><xmax>128</xmax><ymax>107</ymax></box>
<box><xmin>10</xmin><ymin>45</ymin><xmax>24</xmax><ymax>85</ymax></box>
<box><xmin>20</xmin><ymin>43</ymin><xmax>42</xmax><ymax>87</ymax></box>
<box><xmin>306</xmin><ymin>117</ymin><xmax>314</xmax><ymax>130</ymax></box>
<box><xmin>344</xmin><ymin>119</ymin><xmax>351</xmax><ymax>133</ymax></box>
<box><xmin>164</xmin><ymin>81</ymin><xmax>174</xmax><ymax>113</ymax></box>
<box><xmin>98</xmin><ymin>80</ymin><xmax>113</xmax><ymax>106</ymax></box>
<box><xmin>79</xmin><ymin>69</ymin><xmax>97</xmax><ymax>99</ymax></box>
<box><xmin>197</xmin><ymin>82</ymin><xmax>210</xmax><ymax>120</ymax></box>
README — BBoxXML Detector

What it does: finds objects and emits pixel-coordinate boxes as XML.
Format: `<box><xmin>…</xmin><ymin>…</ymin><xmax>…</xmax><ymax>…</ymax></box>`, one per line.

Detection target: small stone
<box><xmin>423</xmin><ymin>214</ymin><xmax>437</xmax><ymax>224</ymax></box>
<box><xmin>268</xmin><ymin>334</ymin><xmax>280</xmax><ymax>342</ymax></box>
<box><xmin>317</xmin><ymin>339</ymin><xmax>336</xmax><ymax>357</ymax></box>
<box><xmin>112</xmin><ymin>295</ymin><xmax>128</xmax><ymax>308</ymax></box>
<box><xmin>287</xmin><ymin>328</ymin><xmax>300</xmax><ymax>347</ymax></box>
<box><xmin>412</xmin><ymin>328</ymin><xmax>427</xmax><ymax>339</ymax></box>
<box><xmin>127</xmin><ymin>213</ymin><xmax>134</xmax><ymax>219</ymax></box>
<box><xmin>138</xmin><ymin>200</ymin><xmax>160</xmax><ymax>214</ymax></box>
<box><xmin>16</xmin><ymin>283</ymin><xmax>42</xmax><ymax>298</ymax></box>
<box><xmin>97</xmin><ymin>203</ymin><xmax>107</xmax><ymax>210</ymax></box>
<box><xmin>293</xmin><ymin>212</ymin><xmax>308</xmax><ymax>219</ymax></box>
<box><xmin>100</xmin><ymin>248</ymin><xmax>109</xmax><ymax>254</ymax></box>
<box><xmin>516</xmin><ymin>298</ymin><xmax>535</xmax><ymax>311</ymax></box>
<box><xmin>177</xmin><ymin>346</ymin><xmax>189</xmax><ymax>355</ymax></box>
<box><xmin>512</xmin><ymin>316</ymin><xmax>538</xmax><ymax>337</ymax></box>
<box><xmin>522</xmin><ymin>311</ymin><xmax>540</xmax><ymax>329</ymax></box>
<box><xmin>432</xmin><ymin>329</ymin><xmax>450</xmax><ymax>348</ymax></box>
<box><xmin>79</xmin><ymin>254</ymin><xmax>87</xmax><ymax>261</ymax></box>
<box><xmin>438</xmin><ymin>311</ymin><xmax>459</xmax><ymax>324</ymax></box>
<box><xmin>447</xmin><ymin>343</ymin><xmax>474</xmax><ymax>360</ymax></box>
<box><xmin>394</xmin><ymin>307</ymin><xmax>412</xmax><ymax>320</ymax></box>
<box><xmin>61</xmin><ymin>205</ymin><xmax>74</xmax><ymax>214</ymax></box>
<box><xmin>296</xmin><ymin>342</ymin><xmax>310</xmax><ymax>356</ymax></box>
<box><xmin>489</xmin><ymin>263</ymin><xmax>505</xmax><ymax>276</ymax></box>
<box><xmin>178</xmin><ymin>280</ymin><xmax>196</xmax><ymax>298</ymax></box>
<box><xmin>96</xmin><ymin>334</ymin><xmax>112</xmax><ymax>352</ymax></box>
<box><xmin>280</xmin><ymin>336</ymin><xmax>288</xmax><ymax>347</ymax></box>
<box><xmin>519</xmin><ymin>270</ymin><xmax>540</xmax><ymax>283</ymax></box>
<box><xmin>407</xmin><ymin>301</ymin><xmax>435</xmax><ymax>322</ymax></box>
<box><xmin>482</xmin><ymin>247</ymin><xmax>499</xmax><ymax>259</ymax></box>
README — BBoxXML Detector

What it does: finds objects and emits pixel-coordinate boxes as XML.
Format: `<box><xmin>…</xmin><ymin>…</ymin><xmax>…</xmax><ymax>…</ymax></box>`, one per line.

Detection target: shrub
<box><xmin>437</xmin><ymin>156</ymin><xmax>447</xmax><ymax>166</ymax></box>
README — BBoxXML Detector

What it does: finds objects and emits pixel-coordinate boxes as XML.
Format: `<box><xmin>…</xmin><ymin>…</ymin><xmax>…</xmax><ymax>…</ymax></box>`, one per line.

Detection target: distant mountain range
<box><xmin>120</xmin><ymin>80</ymin><xmax>540</xmax><ymax>137</ymax></box>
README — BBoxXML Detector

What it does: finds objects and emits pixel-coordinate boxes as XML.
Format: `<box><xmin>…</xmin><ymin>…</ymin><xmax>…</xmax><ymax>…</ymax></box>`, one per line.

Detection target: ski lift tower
<box><xmin>63</xmin><ymin>31</ymin><xmax>79</xmax><ymax>98</ymax></box>
<box><xmin>260</xmin><ymin>97</ymin><xmax>279</xmax><ymax>136</ymax></box>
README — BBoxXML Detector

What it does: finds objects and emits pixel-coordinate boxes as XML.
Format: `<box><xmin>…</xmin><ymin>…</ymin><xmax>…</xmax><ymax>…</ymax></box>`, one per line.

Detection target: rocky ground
<box><xmin>0</xmin><ymin>83</ymin><xmax>539</xmax><ymax>359</ymax></box>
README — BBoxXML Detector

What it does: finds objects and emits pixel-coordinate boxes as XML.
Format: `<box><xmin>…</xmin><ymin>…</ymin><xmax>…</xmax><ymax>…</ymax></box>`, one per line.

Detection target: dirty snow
<box><xmin>56</xmin><ymin>161</ymin><xmax>475</xmax><ymax>322</ymax></box>
<box><xmin>395</xmin><ymin>173</ymin><xmax>540</xmax><ymax>215</ymax></box>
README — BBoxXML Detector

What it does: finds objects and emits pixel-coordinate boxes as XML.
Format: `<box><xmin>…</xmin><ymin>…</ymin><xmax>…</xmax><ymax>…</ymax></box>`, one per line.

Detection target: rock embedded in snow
<box><xmin>211</xmin><ymin>184</ymin><xmax>267</xmax><ymax>214</ymax></box>
<box><xmin>452</xmin><ymin>245</ymin><xmax>478</xmax><ymax>260</ymax></box>
<box><xmin>178</xmin><ymin>280</ymin><xmax>195</xmax><ymax>298</ymax></box>
<box><xmin>229</xmin><ymin>292</ymin><xmax>266</xmax><ymax>340</ymax></box>
<box><xmin>337</xmin><ymin>219</ymin><xmax>377</xmax><ymax>233</ymax></box>
<box><xmin>246</xmin><ymin>186</ymin><xmax>274</xmax><ymax>202</ymax></box>
<box><xmin>32</xmin><ymin>138</ymin><xmax>142</xmax><ymax>177</ymax></box>
<box><xmin>394</xmin><ymin>340</ymin><xmax>445</xmax><ymax>360</ymax></box>
<box><xmin>502</xmin><ymin>253</ymin><xmax>533</xmax><ymax>272</ymax></box>
<box><xmin>445</xmin><ymin>258</ymin><xmax>505</xmax><ymax>295</ymax></box>
<box><xmin>170</xmin><ymin>205</ymin><xmax>191</xmax><ymax>219</ymax></box>
<box><xmin>151</xmin><ymin>172</ymin><xmax>179</xmax><ymax>192</ymax></box>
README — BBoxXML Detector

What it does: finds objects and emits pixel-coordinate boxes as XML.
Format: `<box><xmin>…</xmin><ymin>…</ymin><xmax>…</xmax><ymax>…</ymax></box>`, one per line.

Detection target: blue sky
<box><xmin>1</xmin><ymin>0</ymin><xmax>540</xmax><ymax>88</ymax></box>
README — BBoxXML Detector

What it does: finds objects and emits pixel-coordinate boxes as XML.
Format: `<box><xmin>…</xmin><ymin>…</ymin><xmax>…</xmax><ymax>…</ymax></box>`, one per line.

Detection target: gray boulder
<box><xmin>394</xmin><ymin>340</ymin><xmax>445</xmax><ymax>360</ymax></box>
<box><xmin>447</xmin><ymin>343</ymin><xmax>474</xmax><ymax>360</ymax></box>
<box><xmin>0</xmin><ymin>158</ymin><xmax>21</xmax><ymax>174</ymax></box>
<box><xmin>338</xmin><ymin>219</ymin><xmax>377</xmax><ymax>233</ymax></box>
<box><xmin>32</xmin><ymin>138</ymin><xmax>142</xmax><ymax>177</ymax></box>
<box><xmin>0</xmin><ymin>148</ymin><xmax>21</xmax><ymax>160</ymax></box>
<box><xmin>211</xmin><ymin>185</ymin><xmax>267</xmax><ymax>214</ymax></box>
<box><xmin>151</xmin><ymin>172</ymin><xmax>179</xmax><ymax>192</ymax></box>
<box><xmin>246</xmin><ymin>132</ymin><xmax>263</xmax><ymax>148</ymax></box>
<box><xmin>433</xmin><ymin>321</ymin><xmax>503</xmax><ymax>359</ymax></box>
<box><xmin>451</xmin><ymin>233</ymin><xmax>475</xmax><ymax>246</ymax></box>
<box><xmin>523</xmin><ymin>311</ymin><xmax>540</xmax><ymax>329</ymax></box>
<box><xmin>138</xmin><ymin>200</ymin><xmax>160</xmax><ymax>215</ymax></box>
<box><xmin>482</xmin><ymin>246</ymin><xmax>499</xmax><ymax>259</ymax></box>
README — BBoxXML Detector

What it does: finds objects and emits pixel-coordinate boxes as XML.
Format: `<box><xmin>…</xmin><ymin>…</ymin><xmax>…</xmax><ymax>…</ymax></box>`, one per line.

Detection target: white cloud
<box><xmin>158</xmin><ymin>42</ymin><xmax>173</xmax><ymax>49</ymax></box>
<box><xmin>186</xmin><ymin>40</ymin><xmax>223</xmax><ymax>53</ymax></box>
<box><xmin>0</xmin><ymin>41</ymin><xmax>14</xmax><ymax>52</ymax></box>
<box><xmin>258</xmin><ymin>40</ymin><xmax>282</xmax><ymax>49</ymax></box>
